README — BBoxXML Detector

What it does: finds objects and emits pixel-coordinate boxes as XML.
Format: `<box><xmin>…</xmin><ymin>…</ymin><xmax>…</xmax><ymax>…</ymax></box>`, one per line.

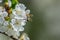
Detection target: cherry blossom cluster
<box><xmin>0</xmin><ymin>0</ymin><xmax>30</xmax><ymax>40</ymax></box>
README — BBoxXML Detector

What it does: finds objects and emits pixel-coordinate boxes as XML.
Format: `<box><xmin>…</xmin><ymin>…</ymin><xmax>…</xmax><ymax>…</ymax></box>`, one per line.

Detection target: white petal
<box><xmin>14</xmin><ymin>16</ymin><xmax>24</xmax><ymax>19</ymax></box>
<box><xmin>15</xmin><ymin>4</ymin><xmax>21</xmax><ymax>11</ymax></box>
<box><xmin>2</xmin><ymin>11</ymin><xmax>8</xmax><ymax>17</ymax></box>
<box><xmin>10</xmin><ymin>23</ymin><xmax>17</xmax><ymax>31</ymax></box>
<box><xmin>0</xmin><ymin>17</ymin><xmax>4</xmax><ymax>24</ymax></box>
<box><xmin>3</xmin><ymin>21</ymin><xmax>9</xmax><ymax>26</ymax></box>
<box><xmin>19</xmin><ymin>4</ymin><xmax>26</xmax><ymax>10</ymax></box>
<box><xmin>6</xmin><ymin>29</ymin><xmax>20</xmax><ymax>39</ymax></box>
<box><xmin>11</xmin><ymin>23</ymin><xmax>24</xmax><ymax>32</ymax></box>
<box><xmin>12</xmin><ymin>10</ymin><xmax>16</xmax><ymax>16</ymax></box>
<box><xmin>26</xmin><ymin>10</ymin><xmax>30</xmax><ymax>14</ymax></box>
<box><xmin>0</xmin><ymin>12</ymin><xmax>3</xmax><ymax>16</ymax></box>
<box><xmin>15</xmin><ymin>4</ymin><xmax>26</xmax><ymax>10</ymax></box>
<box><xmin>11</xmin><ymin>19</ymin><xmax>16</xmax><ymax>24</ymax></box>
<box><xmin>0</xmin><ymin>26</ymin><xmax>8</xmax><ymax>32</ymax></box>
<box><xmin>5</xmin><ymin>29</ymin><xmax>13</xmax><ymax>36</ymax></box>
<box><xmin>21</xmin><ymin>20</ymin><xmax>26</xmax><ymax>26</ymax></box>
<box><xmin>18</xmin><ymin>27</ymin><xmax>24</xmax><ymax>31</ymax></box>
<box><xmin>13</xmin><ymin>31</ymin><xmax>20</xmax><ymax>39</ymax></box>
<box><xmin>0</xmin><ymin>0</ymin><xmax>2</xmax><ymax>3</ymax></box>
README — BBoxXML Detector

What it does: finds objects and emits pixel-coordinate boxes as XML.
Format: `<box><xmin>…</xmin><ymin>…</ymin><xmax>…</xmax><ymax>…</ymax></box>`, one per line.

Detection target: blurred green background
<box><xmin>22</xmin><ymin>0</ymin><xmax>60</xmax><ymax>40</ymax></box>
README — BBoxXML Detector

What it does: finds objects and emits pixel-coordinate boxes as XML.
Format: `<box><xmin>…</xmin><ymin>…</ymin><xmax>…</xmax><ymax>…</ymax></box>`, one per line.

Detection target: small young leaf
<box><xmin>11</xmin><ymin>0</ymin><xmax>19</xmax><ymax>9</ymax></box>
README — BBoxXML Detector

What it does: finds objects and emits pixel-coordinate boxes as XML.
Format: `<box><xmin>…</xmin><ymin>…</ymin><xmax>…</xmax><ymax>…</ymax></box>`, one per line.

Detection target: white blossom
<box><xmin>12</xmin><ymin>10</ymin><xmax>27</xmax><ymax>19</ymax></box>
<box><xmin>5</xmin><ymin>28</ymin><xmax>20</xmax><ymax>39</ymax></box>
<box><xmin>10</xmin><ymin>19</ymin><xmax>25</xmax><ymax>31</ymax></box>
<box><xmin>3</xmin><ymin>21</ymin><xmax>9</xmax><ymax>26</ymax></box>
<box><xmin>18</xmin><ymin>4</ymin><xmax>26</xmax><ymax>10</ymax></box>
<box><xmin>0</xmin><ymin>0</ymin><xmax>30</xmax><ymax>40</ymax></box>
<box><xmin>2</xmin><ymin>11</ymin><xmax>8</xmax><ymax>17</ymax></box>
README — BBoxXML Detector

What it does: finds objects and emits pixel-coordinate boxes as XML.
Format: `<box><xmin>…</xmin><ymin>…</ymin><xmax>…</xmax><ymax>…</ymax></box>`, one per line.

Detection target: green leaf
<box><xmin>4</xmin><ymin>0</ymin><xmax>8</xmax><ymax>2</ymax></box>
<box><xmin>11</xmin><ymin>0</ymin><xmax>19</xmax><ymax>9</ymax></box>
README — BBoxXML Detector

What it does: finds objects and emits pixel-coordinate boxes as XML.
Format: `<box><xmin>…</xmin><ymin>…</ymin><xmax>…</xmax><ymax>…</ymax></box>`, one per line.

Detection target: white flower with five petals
<box><xmin>10</xmin><ymin>19</ymin><xmax>26</xmax><ymax>32</ymax></box>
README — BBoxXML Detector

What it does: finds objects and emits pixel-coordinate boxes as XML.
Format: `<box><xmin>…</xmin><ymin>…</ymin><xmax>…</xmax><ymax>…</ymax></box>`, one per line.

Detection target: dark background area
<box><xmin>20</xmin><ymin>0</ymin><xmax>60</xmax><ymax>40</ymax></box>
